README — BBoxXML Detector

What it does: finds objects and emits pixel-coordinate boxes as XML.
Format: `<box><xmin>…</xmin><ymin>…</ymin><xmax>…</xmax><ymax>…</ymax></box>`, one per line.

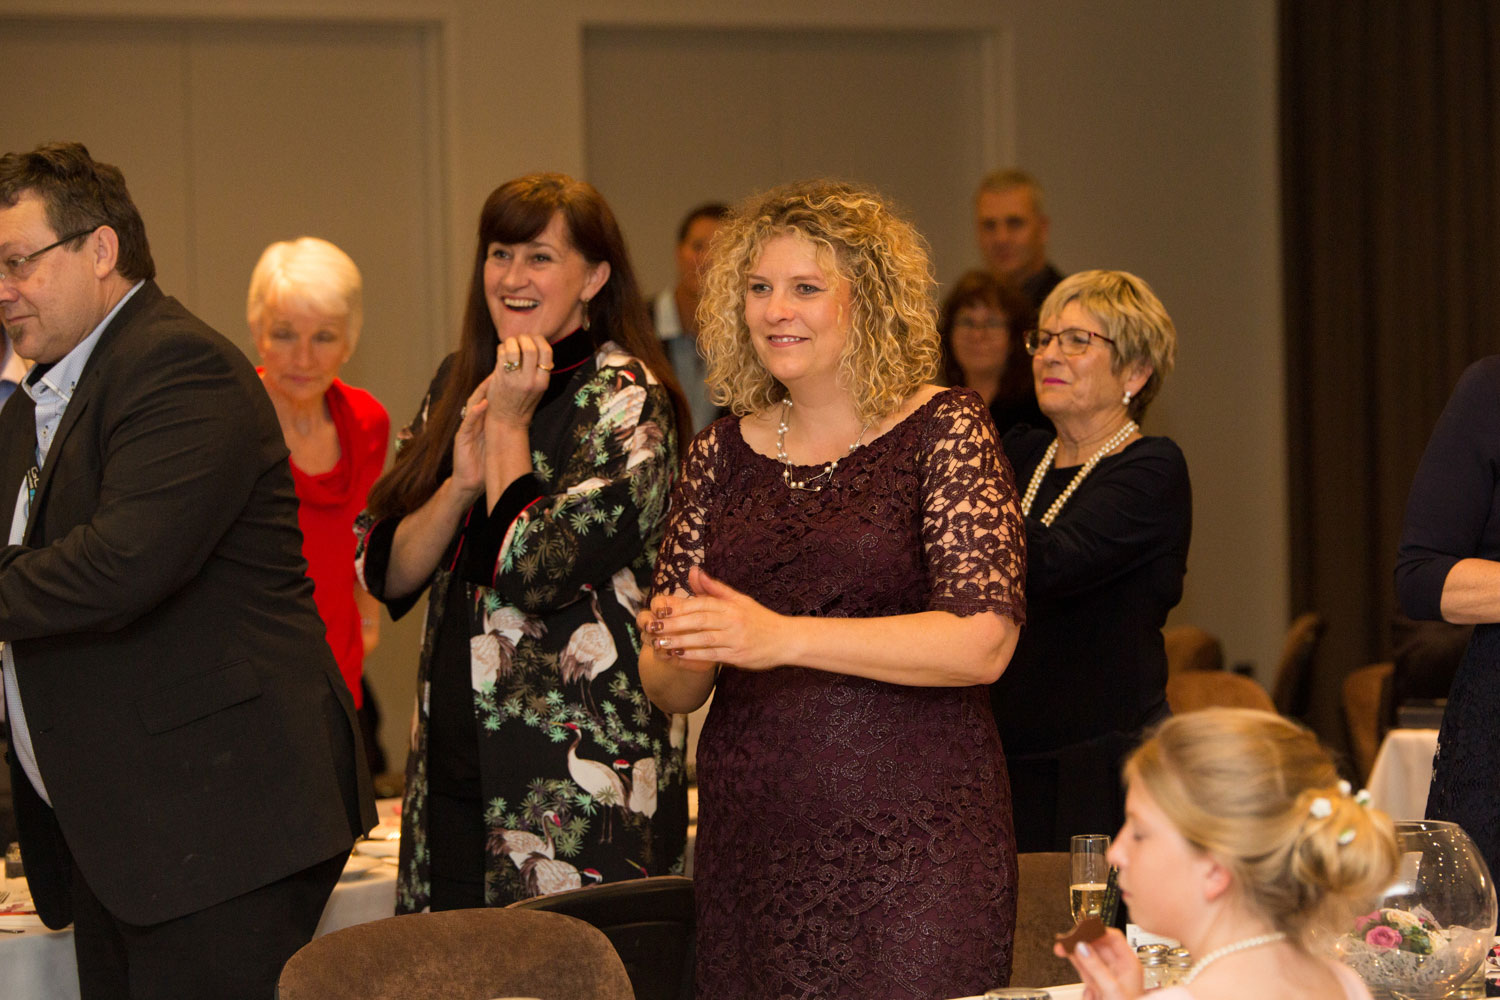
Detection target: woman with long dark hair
<box><xmin>357</xmin><ymin>173</ymin><xmax>690</xmax><ymax>909</ymax></box>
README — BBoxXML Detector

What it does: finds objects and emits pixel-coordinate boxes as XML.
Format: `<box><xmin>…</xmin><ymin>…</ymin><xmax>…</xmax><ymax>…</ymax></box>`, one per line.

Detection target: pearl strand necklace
<box><xmin>1179</xmin><ymin>931</ymin><xmax>1287</xmax><ymax>986</ymax></box>
<box><xmin>1019</xmin><ymin>420</ymin><xmax>1138</xmax><ymax>526</ymax></box>
<box><xmin>776</xmin><ymin>399</ymin><xmax>872</xmax><ymax>492</ymax></box>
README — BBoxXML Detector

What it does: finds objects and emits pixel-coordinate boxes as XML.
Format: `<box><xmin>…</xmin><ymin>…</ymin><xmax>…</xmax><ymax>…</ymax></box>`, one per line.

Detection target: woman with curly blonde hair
<box><xmin>640</xmin><ymin>179</ymin><xmax>1028</xmax><ymax>998</ymax></box>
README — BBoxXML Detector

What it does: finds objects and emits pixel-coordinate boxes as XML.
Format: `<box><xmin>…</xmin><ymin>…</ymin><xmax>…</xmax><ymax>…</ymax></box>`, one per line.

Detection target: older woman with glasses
<box><xmin>990</xmin><ymin>269</ymin><xmax>1190</xmax><ymax>853</ymax></box>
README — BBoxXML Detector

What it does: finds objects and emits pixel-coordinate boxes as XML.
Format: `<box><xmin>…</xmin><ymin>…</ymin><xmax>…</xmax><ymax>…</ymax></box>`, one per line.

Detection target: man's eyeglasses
<box><xmin>1023</xmin><ymin>327</ymin><xmax>1117</xmax><ymax>356</ymax></box>
<box><xmin>0</xmin><ymin>227</ymin><xmax>98</xmax><ymax>285</ymax></box>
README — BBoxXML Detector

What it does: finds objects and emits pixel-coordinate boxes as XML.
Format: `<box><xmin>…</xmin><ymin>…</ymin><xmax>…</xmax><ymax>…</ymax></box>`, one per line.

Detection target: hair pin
<box><xmin>1310</xmin><ymin>797</ymin><xmax>1333</xmax><ymax>819</ymax></box>
<box><xmin>1338</xmin><ymin>779</ymin><xmax>1352</xmax><ymax>796</ymax></box>
<box><xmin>1338</xmin><ymin>827</ymin><xmax>1356</xmax><ymax>846</ymax></box>
<box><xmin>1354</xmin><ymin>789</ymin><xmax>1372</xmax><ymax>808</ymax></box>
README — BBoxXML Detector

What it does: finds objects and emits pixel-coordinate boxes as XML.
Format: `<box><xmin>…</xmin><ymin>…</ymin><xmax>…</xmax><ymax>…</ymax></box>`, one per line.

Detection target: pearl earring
<box><xmin>1122</xmin><ymin>389</ymin><xmax>1133</xmax><ymax>405</ymax></box>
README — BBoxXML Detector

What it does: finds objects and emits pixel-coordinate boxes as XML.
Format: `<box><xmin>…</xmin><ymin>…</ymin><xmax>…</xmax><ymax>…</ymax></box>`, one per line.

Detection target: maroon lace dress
<box><xmin>655</xmin><ymin>388</ymin><xmax>1025</xmax><ymax>1000</ymax></box>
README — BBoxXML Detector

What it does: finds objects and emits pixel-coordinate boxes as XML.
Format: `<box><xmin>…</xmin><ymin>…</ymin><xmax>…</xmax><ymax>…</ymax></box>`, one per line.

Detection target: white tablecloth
<box><xmin>1367</xmin><ymin>728</ymin><xmax>1439</xmax><ymax>820</ymax></box>
<box><xmin>0</xmin><ymin>800</ymin><xmax>402</xmax><ymax>1000</ymax></box>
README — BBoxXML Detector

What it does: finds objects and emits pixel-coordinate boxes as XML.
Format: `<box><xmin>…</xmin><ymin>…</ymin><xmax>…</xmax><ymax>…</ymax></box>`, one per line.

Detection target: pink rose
<box><xmin>1366</xmin><ymin>926</ymin><xmax>1402</xmax><ymax>950</ymax></box>
<box><xmin>1354</xmin><ymin>912</ymin><xmax>1380</xmax><ymax>933</ymax></box>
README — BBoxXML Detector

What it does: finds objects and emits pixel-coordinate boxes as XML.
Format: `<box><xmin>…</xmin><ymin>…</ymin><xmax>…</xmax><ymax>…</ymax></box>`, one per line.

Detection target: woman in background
<box><xmin>991</xmin><ymin>269</ymin><xmax>1189</xmax><ymax>853</ymax></box>
<box><xmin>1395</xmin><ymin>354</ymin><xmax>1500</xmax><ymax>880</ymax></box>
<box><xmin>357</xmin><ymin>173</ymin><xmax>689</xmax><ymax>909</ymax></box>
<box><xmin>641</xmin><ymin>180</ymin><xmax>1025</xmax><ymax>998</ymax></box>
<box><xmin>248</xmin><ymin>236</ymin><xmax>389</xmax><ymax>770</ymax></box>
<box><xmin>938</xmin><ymin>268</ymin><xmax>1042</xmax><ymax>434</ymax></box>
<box><xmin>1060</xmin><ymin>708</ymin><xmax>1395</xmax><ymax>1000</ymax></box>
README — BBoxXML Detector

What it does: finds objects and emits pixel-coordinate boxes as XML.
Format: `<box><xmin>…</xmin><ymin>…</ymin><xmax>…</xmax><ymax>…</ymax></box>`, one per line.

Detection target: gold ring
<box><xmin>538</xmin><ymin>362</ymin><xmax>554</xmax><ymax>371</ymax></box>
<box><xmin>502</xmin><ymin>360</ymin><xmax>521</xmax><ymax>372</ymax></box>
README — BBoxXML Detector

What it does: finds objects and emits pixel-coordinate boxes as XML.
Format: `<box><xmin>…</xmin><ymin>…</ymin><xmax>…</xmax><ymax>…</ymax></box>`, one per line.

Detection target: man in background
<box><xmin>651</xmin><ymin>202</ymin><xmax>728</xmax><ymax>434</ymax></box>
<box><xmin>0</xmin><ymin>141</ymin><xmax>372</xmax><ymax>999</ymax></box>
<box><xmin>974</xmin><ymin>168</ymin><xmax>1065</xmax><ymax>311</ymax></box>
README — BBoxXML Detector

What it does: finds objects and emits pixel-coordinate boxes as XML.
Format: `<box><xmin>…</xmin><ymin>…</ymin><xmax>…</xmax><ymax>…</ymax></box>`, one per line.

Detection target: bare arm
<box><xmin>355</xmin><ymin>585</ymin><xmax>381</xmax><ymax>656</ymax></box>
<box><xmin>381</xmin><ymin>380</ymin><xmax>489</xmax><ymax>599</ymax></box>
<box><xmin>1439</xmin><ymin>558</ymin><xmax>1500</xmax><ymax>624</ymax></box>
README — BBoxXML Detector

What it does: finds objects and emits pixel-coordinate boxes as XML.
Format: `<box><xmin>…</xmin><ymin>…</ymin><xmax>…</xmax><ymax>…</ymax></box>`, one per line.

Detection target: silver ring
<box><xmin>502</xmin><ymin>360</ymin><xmax>521</xmax><ymax>372</ymax></box>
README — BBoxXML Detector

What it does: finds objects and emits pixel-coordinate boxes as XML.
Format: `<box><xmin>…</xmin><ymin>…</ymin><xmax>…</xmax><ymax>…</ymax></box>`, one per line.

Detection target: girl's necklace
<box><xmin>1019</xmin><ymin>420</ymin><xmax>1137</xmax><ymax>526</ymax></box>
<box><xmin>1179</xmin><ymin>931</ymin><xmax>1287</xmax><ymax>986</ymax></box>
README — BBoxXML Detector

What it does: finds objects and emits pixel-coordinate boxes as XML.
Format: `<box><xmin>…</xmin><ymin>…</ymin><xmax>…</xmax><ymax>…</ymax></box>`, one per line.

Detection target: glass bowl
<box><xmin>1335</xmin><ymin>820</ymin><xmax>1497</xmax><ymax>999</ymax></box>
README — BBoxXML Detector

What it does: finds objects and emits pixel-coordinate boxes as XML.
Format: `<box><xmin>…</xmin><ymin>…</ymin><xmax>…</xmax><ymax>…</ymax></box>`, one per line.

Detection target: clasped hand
<box><xmin>452</xmin><ymin>336</ymin><xmax>553</xmax><ymax>494</ymax></box>
<box><xmin>636</xmin><ymin>566</ymin><xmax>788</xmax><ymax>671</ymax></box>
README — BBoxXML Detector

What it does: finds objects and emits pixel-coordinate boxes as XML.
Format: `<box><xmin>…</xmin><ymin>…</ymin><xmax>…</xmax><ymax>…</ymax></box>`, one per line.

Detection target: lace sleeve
<box><xmin>920</xmin><ymin>391</ymin><xmax>1026</xmax><ymax>624</ymax></box>
<box><xmin>653</xmin><ymin>420</ymin><xmax>727</xmax><ymax>599</ymax></box>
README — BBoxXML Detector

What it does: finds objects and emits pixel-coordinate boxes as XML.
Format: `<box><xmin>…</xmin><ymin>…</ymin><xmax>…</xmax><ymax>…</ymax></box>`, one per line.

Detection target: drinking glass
<box><xmin>1070</xmin><ymin>834</ymin><xmax>1111</xmax><ymax>923</ymax></box>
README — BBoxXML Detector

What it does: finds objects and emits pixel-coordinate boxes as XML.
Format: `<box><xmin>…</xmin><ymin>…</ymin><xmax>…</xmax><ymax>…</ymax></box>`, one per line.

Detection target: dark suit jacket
<box><xmin>0</xmin><ymin>281</ymin><xmax>375</xmax><ymax>928</ymax></box>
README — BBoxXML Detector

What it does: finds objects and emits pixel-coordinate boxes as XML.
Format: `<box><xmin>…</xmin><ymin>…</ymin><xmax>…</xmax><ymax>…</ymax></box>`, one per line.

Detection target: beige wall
<box><xmin>1</xmin><ymin>0</ymin><xmax>1284</xmax><ymax>772</ymax></box>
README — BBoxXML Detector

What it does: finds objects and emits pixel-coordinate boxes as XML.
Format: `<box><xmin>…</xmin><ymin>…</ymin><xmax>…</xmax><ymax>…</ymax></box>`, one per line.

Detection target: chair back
<box><xmin>1011</xmin><ymin>852</ymin><xmax>1078</xmax><ymax>988</ymax></box>
<box><xmin>507</xmin><ymin>875</ymin><xmax>694</xmax><ymax>1000</ymax></box>
<box><xmin>276</xmin><ymin>907</ymin><xmax>633</xmax><ymax>1000</ymax></box>
<box><xmin>1272</xmin><ymin>612</ymin><xmax>1325</xmax><ymax>717</ymax></box>
<box><xmin>1166</xmin><ymin>671</ymin><xmax>1275</xmax><ymax>714</ymax></box>
<box><xmin>1343</xmin><ymin>661</ymin><xmax>1395</xmax><ymax>782</ymax></box>
<box><xmin>1162</xmin><ymin>624</ymin><xmax>1225</xmax><ymax>676</ymax></box>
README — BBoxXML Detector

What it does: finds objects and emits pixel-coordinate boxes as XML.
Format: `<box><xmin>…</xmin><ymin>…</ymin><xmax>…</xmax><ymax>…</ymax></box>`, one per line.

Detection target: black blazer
<box><xmin>0</xmin><ymin>281</ymin><xmax>375</xmax><ymax>927</ymax></box>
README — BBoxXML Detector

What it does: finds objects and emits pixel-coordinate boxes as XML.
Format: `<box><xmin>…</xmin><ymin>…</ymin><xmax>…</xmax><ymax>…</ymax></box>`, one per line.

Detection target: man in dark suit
<box><xmin>0</xmin><ymin>142</ymin><xmax>374</xmax><ymax>998</ymax></box>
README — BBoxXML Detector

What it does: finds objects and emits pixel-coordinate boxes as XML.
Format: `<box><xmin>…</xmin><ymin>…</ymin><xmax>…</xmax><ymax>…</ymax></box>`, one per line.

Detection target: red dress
<box><xmin>286</xmin><ymin>378</ymin><xmax>389</xmax><ymax>706</ymax></box>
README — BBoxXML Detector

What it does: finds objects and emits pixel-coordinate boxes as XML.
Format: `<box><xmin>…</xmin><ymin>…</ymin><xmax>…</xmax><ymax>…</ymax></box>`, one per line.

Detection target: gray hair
<box><xmin>246</xmin><ymin>237</ymin><xmax>363</xmax><ymax>349</ymax></box>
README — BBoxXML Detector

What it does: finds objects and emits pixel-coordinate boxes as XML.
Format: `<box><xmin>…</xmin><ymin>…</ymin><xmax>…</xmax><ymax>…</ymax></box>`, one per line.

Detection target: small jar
<box><xmin>1166</xmin><ymin>947</ymin><xmax>1193</xmax><ymax>987</ymax></box>
<box><xmin>1139</xmin><ymin>951</ymin><xmax>1168</xmax><ymax>991</ymax></box>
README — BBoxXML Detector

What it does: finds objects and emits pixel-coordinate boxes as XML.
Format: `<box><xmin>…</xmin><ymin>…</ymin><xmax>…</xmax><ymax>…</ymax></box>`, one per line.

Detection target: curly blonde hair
<box><xmin>696</xmin><ymin>180</ymin><xmax>941</xmax><ymax>423</ymax></box>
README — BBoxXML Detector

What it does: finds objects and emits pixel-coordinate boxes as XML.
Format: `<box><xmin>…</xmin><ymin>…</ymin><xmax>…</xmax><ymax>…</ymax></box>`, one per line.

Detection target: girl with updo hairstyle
<box><xmin>1062</xmin><ymin>708</ymin><xmax>1397</xmax><ymax>1000</ymax></box>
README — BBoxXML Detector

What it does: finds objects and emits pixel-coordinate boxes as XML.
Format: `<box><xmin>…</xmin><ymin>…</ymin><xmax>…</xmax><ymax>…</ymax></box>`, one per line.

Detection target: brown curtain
<box><xmin>1281</xmin><ymin>1</ymin><xmax>1500</xmax><ymax>748</ymax></box>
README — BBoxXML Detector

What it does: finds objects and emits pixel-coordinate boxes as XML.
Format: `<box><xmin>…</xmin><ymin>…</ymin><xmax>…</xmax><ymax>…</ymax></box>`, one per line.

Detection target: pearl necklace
<box><xmin>1019</xmin><ymin>420</ymin><xmax>1138</xmax><ymax>526</ymax></box>
<box><xmin>1179</xmin><ymin>931</ymin><xmax>1287</xmax><ymax>986</ymax></box>
<box><xmin>776</xmin><ymin>399</ymin><xmax>872</xmax><ymax>492</ymax></box>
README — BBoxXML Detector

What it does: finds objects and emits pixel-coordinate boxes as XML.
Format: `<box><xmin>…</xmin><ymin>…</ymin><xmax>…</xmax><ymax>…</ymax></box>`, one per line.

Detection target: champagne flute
<box><xmin>1070</xmin><ymin>833</ymin><xmax>1111</xmax><ymax>923</ymax></box>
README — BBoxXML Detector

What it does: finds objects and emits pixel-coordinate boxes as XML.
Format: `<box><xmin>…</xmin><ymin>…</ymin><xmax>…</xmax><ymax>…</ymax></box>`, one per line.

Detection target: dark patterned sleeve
<box><xmin>919</xmin><ymin>390</ymin><xmax>1026</xmax><ymax>624</ymax></box>
<box><xmin>653</xmin><ymin>420</ymin><xmax>726</xmax><ymax>599</ymax></box>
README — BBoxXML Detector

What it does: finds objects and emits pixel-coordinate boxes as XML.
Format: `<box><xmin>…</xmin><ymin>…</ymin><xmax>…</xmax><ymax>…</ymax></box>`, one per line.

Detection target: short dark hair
<box><xmin>675</xmin><ymin>202</ymin><xmax>730</xmax><ymax>245</ymax></box>
<box><xmin>0</xmin><ymin>142</ymin><xmax>156</xmax><ymax>282</ymax></box>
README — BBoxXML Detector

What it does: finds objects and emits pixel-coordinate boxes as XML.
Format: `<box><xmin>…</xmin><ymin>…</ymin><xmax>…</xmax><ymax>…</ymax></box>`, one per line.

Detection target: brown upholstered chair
<box><xmin>275</xmin><ymin>908</ymin><xmax>633</xmax><ymax>1000</ymax></box>
<box><xmin>1272</xmin><ymin>612</ymin><xmax>1325</xmax><ymax>718</ymax></box>
<box><xmin>1343</xmin><ymin>661</ymin><xmax>1395</xmax><ymax>782</ymax></box>
<box><xmin>507</xmin><ymin>876</ymin><xmax>694</xmax><ymax>1000</ymax></box>
<box><xmin>1166</xmin><ymin>671</ymin><xmax>1275</xmax><ymax>714</ymax></box>
<box><xmin>1162</xmin><ymin>624</ymin><xmax>1225</xmax><ymax>676</ymax></box>
<box><xmin>1011</xmin><ymin>851</ymin><xmax>1077</xmax><ymax>988</ymax></box>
